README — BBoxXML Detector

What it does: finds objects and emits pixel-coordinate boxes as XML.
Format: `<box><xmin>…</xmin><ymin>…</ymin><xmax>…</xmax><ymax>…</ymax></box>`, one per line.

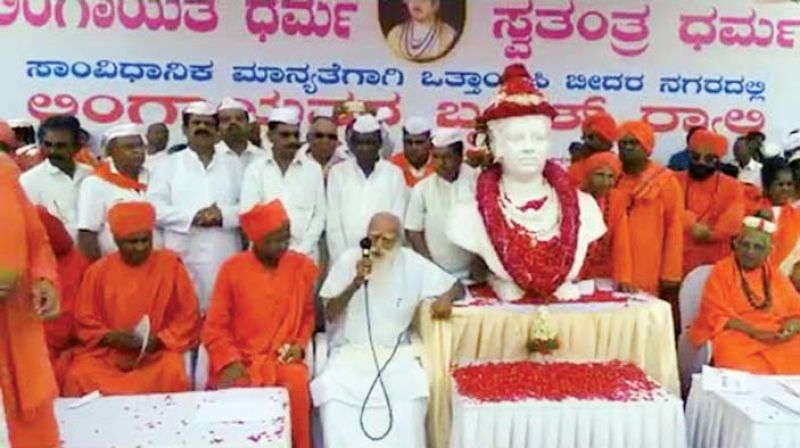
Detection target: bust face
<box><xmin>488</xmin><ymin>115</ymin><xmax>552</xmax><ymax>180</ymax></box>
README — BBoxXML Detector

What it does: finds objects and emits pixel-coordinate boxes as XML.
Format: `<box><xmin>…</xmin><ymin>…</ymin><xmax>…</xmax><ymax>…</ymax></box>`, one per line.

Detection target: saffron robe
<box><xmin>579</xmin><ymin>190</ymin><xmax>633</xmax><ymax>285</ymax></box>
<box><xmin>203</xmin><ymin>251</ymin><xmax>318</xmax><ymax>448</ymax></box>
<box><xmin>691</xmin><ymin>256</ymin><xmax>800</xmax><ymax>374</ymax></box>
<box><xmin>62</xmin><ymin>250</ymin><xmax>201</xmax><ymax>396</ymax></box>
<box><xmin>678</xmin><ymin>172</ymin><xmax>745</xmax><ymax>275</ymax></box>
<box><xmin>390</xmin><ymin>153</ymin><xmax>435</xmax><ymax>188</ymax></box>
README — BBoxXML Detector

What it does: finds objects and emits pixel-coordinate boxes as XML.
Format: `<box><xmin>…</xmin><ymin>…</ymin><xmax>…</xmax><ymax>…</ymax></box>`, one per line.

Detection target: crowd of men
<box><xmin>3</xmin><ymin>95</ymin><xmax>800</xmax><ymax>447</ymax></box>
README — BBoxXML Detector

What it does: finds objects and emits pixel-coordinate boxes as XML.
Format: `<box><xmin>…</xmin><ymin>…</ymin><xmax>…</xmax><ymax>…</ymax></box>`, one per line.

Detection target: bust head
<box><xmin>488</xmin><ymin>114</ymin><xmax>552</xmax><ymax>181</ymax></box>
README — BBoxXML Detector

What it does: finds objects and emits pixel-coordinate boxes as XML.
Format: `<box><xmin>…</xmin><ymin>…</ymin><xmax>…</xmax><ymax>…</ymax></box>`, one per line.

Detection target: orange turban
<box><xmin>617</xmin><ymin>120</ymin><xmax>655</xmax><ymax>155</ymax></box>
<box><xmin>36</xmin><ymin>206</ymin><xmax>73</xmax><ymax>257</ymax></box>
<box><xmin>0</xmin><ymin>121</ymin><xmax>17</xmax><ymax>148</ymax></box>
<box><xmin>582</xmin><ymin>112</ymin><xmax>617</xmax><ymax>143</ymax></box>
<box><xmin>689</xmin><ymin>129</ymin><xmax>728</xmax><ymax>158</ymax></box>
<box><xmin>240</xmin><ymin>200</ymin><xmax>289</xmax><ymax>243</ymax></box>
<box><xmin>107</xmin><ymin>201</ymin><xmax>156</xmax><ymax>238</ymax></box>
<box><xmin>583</xmin><ymin>152</ymin><xmax>622</xmax><ymax>178</ymax></box>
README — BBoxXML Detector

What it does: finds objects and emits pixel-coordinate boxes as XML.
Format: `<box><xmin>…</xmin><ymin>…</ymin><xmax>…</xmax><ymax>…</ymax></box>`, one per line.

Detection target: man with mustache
<box><xmin>326</xmin><ymin>115</ymin><xmax>407</xmax><ymax>262</ymax></box>
<box><xmin>240</xmin><ymin>108</ymin><xmax>326</xmax><ymax>263</ymax></box>
<box><xmin>390</xmin><ymin>116</ymin><xmax>435</xmax><ymax>188</ymax></box>
<box><xmin>19</xmin><ymin>115</ymin><xmax>93</xmax><ymax>243</ymax></box>
<box><xmin>677</xmin><ymin>130</ymin><xmax>744</xmax><ymax>276</ymax></box>
<box><xmin>313</xmin><ymin>212</ymin><xmax>461</xmax><ymax>447</ymax></box>
<box><xmin>216</xmin><ymin>97</ymin><xmax>265</xmax><ymax>172</ymax></box>
<box><xmin>615</xmin><ymin>121</ymin><xmax>684</xmax><ymax>332</ymax></box>
<box><xmin>305</xmin><ymin>114</ymin><xmax>348</xmax><ymax>181</ymax></box>
<box><xmin>147</xmin><ymin>101</ymin><xmax>244</xmax><ymax>311</ymax></box>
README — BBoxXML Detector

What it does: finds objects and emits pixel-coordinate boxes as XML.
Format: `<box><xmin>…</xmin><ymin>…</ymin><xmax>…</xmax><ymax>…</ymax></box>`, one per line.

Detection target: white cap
<box><xmin>375</xmin><ymin>107</ymin><xmax>392</xmax><ymax>123</ymax></box>
<box><xmin>352</xmin><ymin>114</ymin><xmax>381</xmax><ymax>134</ymax></box>
<box><xmin>311</xmin><ymin>107</ymin><xmax>334</xmax><ymax>120</ymax></box>
<box><xmin>217</xmin><ymin>97</ymin><xmax>249</xmax><ymax>113</ymax></box>
<box><xmin>7</xmin><ymin>118</ymin><xmax>35</xmax><ymax>128</ymax></box>
<box><xmin>784</xmin><ymin>129</ymin><xmax>800</xmax><ymax>152</ymax></box>
<box><xmin>789</xmin><ymin>150</ymin><xmax>800</xmax><ymax>164</ymax></box>
<box><xmin>761</xmin><ymin>141</ymin><xmax>781</xmax><ymax>159</ymax></box>
<box><xmin>431</xmin><ymin>127</ymin><xmax>463</xmax><ymax>148</ymax></box>
<box><xmin>268</xmin><ymin>107</ymin><xmax>301</xmax><ymax>126</ymax></box>
<box><xmin>403</xmin><ymin>116</ymin><xmax>431</xmax><ymax>135</ymax></box>
<box><xmin>103</xmin><ymin>123</ymin><xmax>144</xmax><ymax>146</ymax></box>
<box><xmin>183</xmin><ymin>101</ymin><xmax>216</xmax><ymax>116</ymax></box>
<box><xmin>743</xmin><ymin>216</ymin><xmax>777</xmax><ymax>234</ymax></box>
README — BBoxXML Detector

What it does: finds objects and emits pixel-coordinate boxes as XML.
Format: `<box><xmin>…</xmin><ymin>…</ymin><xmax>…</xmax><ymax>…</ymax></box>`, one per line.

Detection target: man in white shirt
<box><xmin>77</xmin><ymin>123</ymin><xmax>155</xmax><ymax>260</ymax></box>
<box><xmin>19</xmin><ymin>115</ymin><xmax>92</xmax><ymax>241</ymax></box>
<box><xmin>734</xmin><ymin>135</ymin><xmax>762</xmax><ymax>187</ymax></box>
<box><xmin>405</xmin><ymin>128</ymin><xmax>477</xmax><ymax>281</ymax></box>
<box><xmin>326</xmin><ymin>115</ymin><xmax>407</xmax><ymax>262</ymax></box>
<box><xmin>313</xmin><ymin>212</ymin><xmax>460</xmax><ymax>448</ymax></box>
<box><xmin>216</xmin><ymin>97</ymin><xmax>265</xmax><ymax>172</ymax></box>
<box><xmin>144</xmin><ymin>122</ymin><xmax>169</xmax><ymax>172</ymax></box>
<box><xmin>240</xmin><ymin>107</ymin><xmax>326</xmax><ymax>262</ymax></box>
<box><xmin>305</xmin><ymin>115</ymin><xmax>349</xmax><ymax>180</ymax></box>
<box><xmin>147</xmin><ymin>101</ymin><xmax>243</xmax><ymax>311</ymax></box>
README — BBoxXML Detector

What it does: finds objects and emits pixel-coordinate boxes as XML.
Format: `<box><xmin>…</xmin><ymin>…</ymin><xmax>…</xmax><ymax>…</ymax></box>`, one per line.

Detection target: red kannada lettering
<box><xmin>245</xmin><ymin>0</ymin><xmax>358</xmax><ymax>43</ymax></box>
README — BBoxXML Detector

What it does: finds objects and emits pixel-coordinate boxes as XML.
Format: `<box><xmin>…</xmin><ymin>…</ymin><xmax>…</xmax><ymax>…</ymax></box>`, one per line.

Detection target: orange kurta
<box><xmin>691</xmin><ymin>256</ymin><xmax>800</xmax><ymax>374</ymax></box>
<box><xmin>770</xmin><ymin>204</ymin><xmax>800</xmax><ymax>273</ymax></box>
<box><xmin>390</xmin><ymin>153</ymin><xmax>434</xmax><ymax>187</ymax></box>
<box><xmin>616</xmin><ymin>162</ymin><xmax>685</xmax><ymax>295</ymax></box>
<box><xmin>62</xmin><ymin>250</ymin><xmax>201</xmax><ymax>397</ymax></box>
<box><xmin>579</xmin><ymin>190</ymin><xmax>632</xmax><ymax>285</ymax></box>
<box><xmin>0</xmin><ymin>170</ymin><xmax>60</xmax><ymax>448</ymax></box>
<box><xmin>203</xmin><ymin>251</ymin><xmax>318</xmax><ymax>448</ymax></box>
<box><xmin>678</xmin><ymin>172</ymin><xmax>745</xmax><ymax>276</ymax></box>
<box><xmin>742</xmin><ymin>183</ymin><xmax>767</xmax><ymax>216</ymax></box>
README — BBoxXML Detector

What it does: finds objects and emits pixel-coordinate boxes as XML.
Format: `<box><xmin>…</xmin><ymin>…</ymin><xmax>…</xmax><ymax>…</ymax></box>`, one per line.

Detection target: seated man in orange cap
<box><xmin>203</xmin><ymin>200</ymin><xmax>318</xmax><ymax>448</ymax></box>
<box><xmin>62</xmin><ymin>202</ymin><xmax>201</xmax><ymax>396</ymax></box>
<box><xmin>37</xmin><ymin>207</ymin><xmax>91</xmax><ymax>390</ymax></box>
<box><xmin>615</xmin><ymin>121</ymin><xmax>684</xmax><ymax>331</ymax></box>
<box><xmin>677</xmin><ymin>130</ymin><xmax>744</xmax><ymax>276</ymax></box>
<box><xmin>568</xmin><ymin>112</ymin><xmax>617</xmax><ymax>184</ymax></box>
<box><xmin>577</xmin><ymin>152</ymin><xmax>633</xmax><ymax>292</ymax></box>
<box><xmin>691</xmin><ymin>211</ymin><xmax>800</xmax><ymax>374</ymax></box>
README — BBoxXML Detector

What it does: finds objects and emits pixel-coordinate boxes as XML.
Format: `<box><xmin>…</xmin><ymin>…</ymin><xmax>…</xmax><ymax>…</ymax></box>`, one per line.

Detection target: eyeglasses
<box><xmin>312</xmin><ymin>133</ymin><xmax>338</xmax><ymax>140</ymax></box>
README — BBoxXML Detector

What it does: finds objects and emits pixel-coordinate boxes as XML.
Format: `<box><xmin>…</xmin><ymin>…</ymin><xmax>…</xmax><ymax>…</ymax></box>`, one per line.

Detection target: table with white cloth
<box><xmin>449</xmin><ymin>360</ymin><xmax>686</xmax><ymax>448</ymax></box>
<box><xmin>418</xmin><ymin>286</ymin><xmax>680</xmax><ymax>448</ymax></box>
<box><xmin>687</xmin><ymin>373</ymin><xmax>800</xmax><ymax>448</ymax></box>
<box><xmin>54</xmin><ymin>388</ymin><xmax>290</xmax><ymax>448</ymax></box>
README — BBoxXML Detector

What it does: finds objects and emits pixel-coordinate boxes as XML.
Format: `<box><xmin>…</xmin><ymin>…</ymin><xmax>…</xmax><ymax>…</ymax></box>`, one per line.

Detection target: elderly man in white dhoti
<box><xmin>312</xmin><ymin>212</ymin><xmax>462</xmax><ymax>448</ymax></box>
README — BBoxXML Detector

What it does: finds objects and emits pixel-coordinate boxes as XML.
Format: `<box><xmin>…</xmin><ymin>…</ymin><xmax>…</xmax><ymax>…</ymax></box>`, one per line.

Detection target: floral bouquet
<box><xmin>527</xmin><ymin>309</ymin><xmax>560</xmax><ymax>355</ymax></box>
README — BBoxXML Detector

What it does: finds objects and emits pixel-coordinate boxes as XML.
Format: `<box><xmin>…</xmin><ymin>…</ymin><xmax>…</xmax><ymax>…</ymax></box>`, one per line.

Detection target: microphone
<box><xmin>359</xmin><ymin>237</ymin><xmax>372</xmax><ymax>284</ymax></box>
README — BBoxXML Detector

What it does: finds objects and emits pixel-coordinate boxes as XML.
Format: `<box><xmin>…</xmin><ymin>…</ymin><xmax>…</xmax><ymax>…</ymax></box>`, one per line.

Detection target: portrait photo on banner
<box><xmin>379</xmin><ymin>0</ymin><xmax>465</xmax><ymax>63</ymax></box>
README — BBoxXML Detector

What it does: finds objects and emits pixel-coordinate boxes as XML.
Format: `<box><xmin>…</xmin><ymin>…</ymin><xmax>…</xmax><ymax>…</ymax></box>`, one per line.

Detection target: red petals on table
<box><xmin>452</xmin><ymin>361</ymin><xmax>659</xmax><ymax>403</ymax></box>
<box><xmin>462</xmin><ymin>284</ymin><xmax>629</xmax><ymax>306</ymax></box>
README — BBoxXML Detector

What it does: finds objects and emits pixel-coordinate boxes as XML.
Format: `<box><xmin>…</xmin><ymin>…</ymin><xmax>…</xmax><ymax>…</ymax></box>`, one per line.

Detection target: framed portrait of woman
<box><xmin>379</xmin><ymin>0</ymin><xmax>466</xmax><ymax>63</ymax></box>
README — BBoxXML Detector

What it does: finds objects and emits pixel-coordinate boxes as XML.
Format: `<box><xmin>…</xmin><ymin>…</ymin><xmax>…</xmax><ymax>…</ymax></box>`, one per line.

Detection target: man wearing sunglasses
<box><xmin>306</xmin><ymin>115</ymin><xmax>348</xmax><ymax>180</ymax></box>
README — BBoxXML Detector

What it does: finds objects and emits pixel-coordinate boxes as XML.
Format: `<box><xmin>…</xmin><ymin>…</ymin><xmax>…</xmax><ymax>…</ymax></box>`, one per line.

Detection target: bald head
<box><xmin>369</xmin><ymin>212</ymin><xmax>401</xmax><ymax>234</ymax></box>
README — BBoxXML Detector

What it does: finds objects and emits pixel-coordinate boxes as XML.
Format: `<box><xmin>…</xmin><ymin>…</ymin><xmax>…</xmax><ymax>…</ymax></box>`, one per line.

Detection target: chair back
<box><xmin>679</xmin><ymin>265</ymin><xmax>713</xmax><ymax>331</ymax></box>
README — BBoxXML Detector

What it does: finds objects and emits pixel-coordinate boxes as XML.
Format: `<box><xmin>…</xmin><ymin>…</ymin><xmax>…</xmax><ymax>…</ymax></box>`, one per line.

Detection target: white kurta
<box><xmin>216</xmin><ymin>140</ymin><xmax>266</xmax><ymax>173</ymax></box>
<box><xmin>738</xmin><ymin>158</ymin><xmax>763</xmax><ymax>187</ymax></box>
<box><xmin>239</xmin><ymin>152</ymin><xmax>326</xmax><ymax>261</ymax></box>
<box><xmin>405</xmin><ymin>167</ymin><xmax>478</xmax><ymax>280</ymax></box>
<box><xmin>19</xmin><ymin>159</ymin><xmax>92</xmax><ymax>241</ymax></box>
<box><xmin>146</xmin><ymin>147</ymin><xmax>243</xmax><ymax>310</ymax></box>
<box><xmin>76</xmin><ymin>163</ymin><xmax>163</xmax><ymax>255</ymax></box>
<box><xmin>312</xmin><ymin>247</ymin><xmax>454</xmax><ymax>447</ymax></box>
<box><xmin>326</xmin><ymin>160</ymin><xmax>407</xmax><ymax>261</ymax></box>
<box><xmin>447</xmin><ymin>183</ymin><xmax>606</xmax><ymax>301</ymax></box>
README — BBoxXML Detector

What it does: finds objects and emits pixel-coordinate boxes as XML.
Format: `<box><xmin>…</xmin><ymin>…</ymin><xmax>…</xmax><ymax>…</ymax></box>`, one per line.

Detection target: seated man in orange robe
<box><xmin>37</xmin><ymin>207</ymin><xmax>91</xmax><ymax>390</ymax></box>
<box><xmin>0</xmin><ymin>159</ymin><xmax>61</xmax><ymax>448</ymax></box>
<box><xmin>577</xmin><ymin>152</ymin><xmax>633</xmax><ymax>291</ymax></box>
<box><xmin>678</xmin><ymin>130</ymin><xmax>744</xmax><ymax>275</ymax></box>
<box><xmin>691</xmin><ymin>212</ymin><xmax>800</xmax><ymax>374</ymax></box>
<box><xmin>203</xmin><ymin>200</ymin><xmax>318</xmax><ymax>448</ymax></box>
<box><xmin>568</xmin><ymin>112</ymin><xmax>617</xmax><ymax>184</ymax></box>
<box><xmin>62</xmin><ymin>202</ymin><xmax>201</xmax><ymax>396</ymax></box>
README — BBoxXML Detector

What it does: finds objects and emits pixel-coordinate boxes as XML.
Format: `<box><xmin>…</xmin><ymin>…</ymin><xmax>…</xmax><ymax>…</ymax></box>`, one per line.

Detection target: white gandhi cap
<box><xmin>431</xmin><ymin>127</ymin><xmax>463</xmax><ymax>148</ymax></box>
<box><xmin>268</xmin><ymin>107</ymin><xmax>301</xmax><ymax>126</ymax></box>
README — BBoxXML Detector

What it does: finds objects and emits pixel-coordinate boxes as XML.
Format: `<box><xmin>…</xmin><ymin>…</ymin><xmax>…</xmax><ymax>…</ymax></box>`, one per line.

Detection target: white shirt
<box><xmin>216</xmin><ymin>140</ymin><xmax>266</xmax><ymax>173</ymax></box>
<box><xmin>405</xmin><ymin>166</ymin><xmax>478</xmax><ymax>279</ymax></box>
<box><xmin>146</xmin><ymin>147</ymin><xmax>243</xmax><ymax>309</ymax></box>
<box><xmin>312</xmin><ymin>247</ymin><xmax>454</xmax><ymax>406</ymax></box>
<box><xmin>19</xmin><ymin>159</ymin><xmax>92</xmax><ymax>241</ymax></box>
<box><xmin>302</xmin><ymin>143</ymin><xmax>351</xmax><ymax>180</ymax></box>
<box><xmin>143</xmin><ymin>151</ymin><xmax>168</xmax><ymax>173</ymax></box>
<box><xmin>326</xmin><ymin>159</ymin><xmax>408</xmax><ymax>261</ymax></box>
<box><xmin>76</xmin><ymin>163</ymin><xmax>161</xmax><ymax>255</ymax></box>
<box><xmin>738</xmin><ymin>158</ymin><xmax>763</xmax><ymax>187</ymax></box>
<box><xmin>240</xmin><ymin>152</ymin><xmax>326</xmax><ymax>260</ymax></box>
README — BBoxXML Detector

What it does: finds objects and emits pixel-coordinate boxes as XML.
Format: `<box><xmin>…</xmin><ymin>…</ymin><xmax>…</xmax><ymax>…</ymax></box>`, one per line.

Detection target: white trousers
<box><xmin>319</xmin><ymin>398</ymin><xmax>427</xmax><ymax>448</ymax></box>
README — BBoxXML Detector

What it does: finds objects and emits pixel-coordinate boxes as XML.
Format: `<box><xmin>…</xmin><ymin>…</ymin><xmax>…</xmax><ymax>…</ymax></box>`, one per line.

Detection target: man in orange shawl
<box><xmin>203</xmin><ymin>200</ymin><xmax>318</xmax><ymax>448</ymax></box>
<box><xmin>0</xmin><ymin>161</ymin><xmax>61</xmax><ymax>448</ymax></box>
<box><xmin>37</xmin><ymin>207</ymin><xmax>91</xmax><ymax>390</ymax></box>
<box><xmin>577</xmin><ymin>152</ymin><xmax>633</xmax><ymax>291</ymax></box>
<box><xmin>568</xmin><ymin>111</ymin><xmax>617</xmax><ymax>184</ymax></box>
<box><xmin>390</xmin><ymin>116</ymin><xmax>435</xmax><ymax>187</ymax></box>
<box><xmin>615</xmin><ymin>121</ymin><xmax>684</xmax><ymax>329</ymax></box>
<box><xmin>62</xmin><ymin>202</ymin><xmax>201</xmax><ymax>396</ymax></box>
<box><xmin>678</xmin><ymin>130</ymin><xmax>744</xmax><ymax>275</ymax></box>
<box><xmin>691</xmin><ymin>212</ymin><xmax>800</xmax><ymax>374</ymax></box>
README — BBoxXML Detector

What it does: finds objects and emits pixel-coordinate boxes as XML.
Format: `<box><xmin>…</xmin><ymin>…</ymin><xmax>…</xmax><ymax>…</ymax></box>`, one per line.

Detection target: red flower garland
<box><xmin>477</xmin><ymin>162</ymin><xmax>580</xmax><ymax>301</ymax></box>
<box><xmin>458</xmin><ymin>283</ymin><xmax>628</xmax><ymax>307</ymax></box>
<box><xmin>452</xmin><ymin>361</ymin><xmax>659</xmax><ymax>403</ymax></box>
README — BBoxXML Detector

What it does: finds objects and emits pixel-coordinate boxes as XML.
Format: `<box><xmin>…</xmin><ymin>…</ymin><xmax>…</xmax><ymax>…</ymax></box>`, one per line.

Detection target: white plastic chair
<box><xmin>678</xmin><ymin>265</ymin><xmax>714</xmax><ymax>396</ymax></box>
<box><xmin>679</xmin><ymin>265</ymin><xmax>713</xmax><ymax>332</ymax></box>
